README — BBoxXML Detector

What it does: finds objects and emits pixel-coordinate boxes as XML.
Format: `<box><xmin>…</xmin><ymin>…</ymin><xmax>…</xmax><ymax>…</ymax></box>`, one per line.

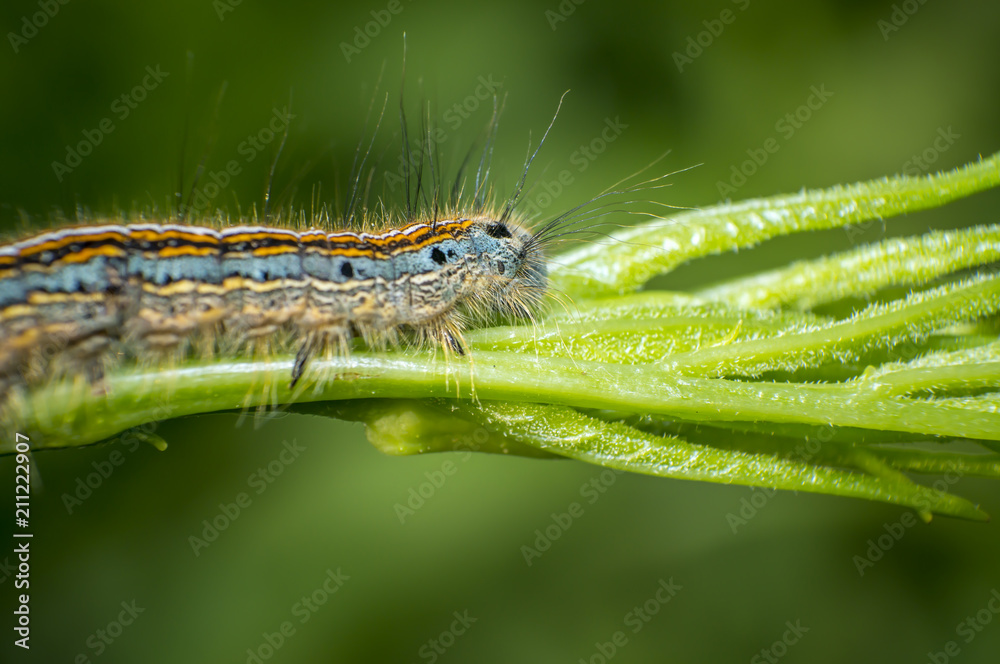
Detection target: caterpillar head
<box><xmin>467</xmin><ymin>217</ymin><xmax>548</xmax><ymax>321</ymax></box>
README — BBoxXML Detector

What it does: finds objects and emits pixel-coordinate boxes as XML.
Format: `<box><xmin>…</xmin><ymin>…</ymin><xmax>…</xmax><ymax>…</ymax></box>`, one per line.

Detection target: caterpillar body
<box><xmin>0</xmin><ymin>86</ymin><xmax>616</xmax><ymax>404</ymax></box>
<box><xmin>0</xmin><ymin>211</ymin><xmax>548</xmax><ymax>394</ymax></box>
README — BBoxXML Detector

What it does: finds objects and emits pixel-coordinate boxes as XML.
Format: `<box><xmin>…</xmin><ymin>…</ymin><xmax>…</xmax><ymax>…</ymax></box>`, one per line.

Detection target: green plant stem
<box><xmin>458</xmin><ymin>401</ymin><xmax>987</xmax><ymax>520</ymax></box>
<box><xmin>552</xmin><ymin>153</ymin><xmax>1000</xmax><ymax>297</ymax></box>
<box><xmin>9</xmin><ymin>350</ymin><xmax>1000</xmax><ymax>453</ymax></box>
<box><xmin>698</xmin><ymin>224</ymin><xmax>1000</xmax><ymax>310</ymax></box>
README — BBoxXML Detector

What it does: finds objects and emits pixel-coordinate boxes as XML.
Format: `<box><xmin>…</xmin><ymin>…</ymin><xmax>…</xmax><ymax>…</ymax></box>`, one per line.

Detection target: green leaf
<box><xmin>698</xmin><ymin>224</ymin><xmax>1000</xmax><ymax>310</ymax></box>
<box><xmin>551</xmin><ymin>152</ymin><xmax>1000</xmax><ymax>297</ymax></box>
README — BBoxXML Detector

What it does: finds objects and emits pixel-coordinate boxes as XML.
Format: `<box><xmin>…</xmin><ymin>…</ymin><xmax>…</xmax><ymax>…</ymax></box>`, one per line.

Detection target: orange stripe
<box><xmin>19</xmin><ymin>230</ymin><xmax>129</xmax><ymax>256</ymax></box>
<box><xmin>54</xmin><ymin>244</ymin><xmax>127</xmax><ymax>264</ymax></box>
<box><xmin>157</xmin><ymin>245</ymin><xmax>219</xmax><ymax>258</ymax></box>
<box><xmin>327</xmin><ymin>234</ymin><xmax>365</xmax><ymax>245</ymax></box>
<box><xmin>223</xmin><ymin>231</ymin><xmax>297</xmax><ymax>243</ymax></box>
<box><xmin>129</xmin><ymin>229</ymin><xmax>220</xmax><ymax>244</ymax></box>
<box><xmin>251</xmin><ymin>245</ymin><xmax>299</xmax><ymax>258</ymax></box>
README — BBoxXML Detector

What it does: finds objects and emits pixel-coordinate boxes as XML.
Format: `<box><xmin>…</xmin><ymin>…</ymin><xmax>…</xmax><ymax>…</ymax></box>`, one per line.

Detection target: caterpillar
<box><xmin>0</xmin><ymin>95</ymin><xmax>572</xmax><ymax>400</ymax></box>
<box><xmin>0</xmin><ymin>214</ymin><xmax>546</xmax><ymax>390</ymax></box>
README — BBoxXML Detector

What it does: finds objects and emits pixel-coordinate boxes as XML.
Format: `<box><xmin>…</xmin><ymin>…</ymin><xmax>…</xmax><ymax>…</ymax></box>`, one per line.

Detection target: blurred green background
<box><xmin>3</xmin><ymin>0</ymin><xmax>1000</xmax><ymax>662</ymax></box>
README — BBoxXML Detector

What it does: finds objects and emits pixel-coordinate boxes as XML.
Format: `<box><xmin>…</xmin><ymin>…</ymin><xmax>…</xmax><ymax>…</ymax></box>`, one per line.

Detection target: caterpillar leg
<box><xmin>291</xmin><ymin>326</ymin><xmax>351</xmax><ymax>390</ymax></box>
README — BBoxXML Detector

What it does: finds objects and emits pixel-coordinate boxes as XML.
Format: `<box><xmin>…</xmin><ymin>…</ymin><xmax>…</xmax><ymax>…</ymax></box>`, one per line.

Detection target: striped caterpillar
<box><xmin>0</xmin><ymin>97</ymin><xmax>568</xmax><ymax>399</ymax></box>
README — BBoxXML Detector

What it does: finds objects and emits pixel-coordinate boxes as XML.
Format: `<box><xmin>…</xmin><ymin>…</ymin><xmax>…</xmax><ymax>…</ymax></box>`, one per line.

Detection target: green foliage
<box><xmin>7</xmin><ymin>153</ymin><xmax>1000</xmax><ymax>519</ymax></box>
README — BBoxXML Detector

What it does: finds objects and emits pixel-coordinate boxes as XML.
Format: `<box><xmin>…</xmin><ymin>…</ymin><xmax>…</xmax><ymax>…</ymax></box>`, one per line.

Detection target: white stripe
<box><xmin>7</xmin><ymin>224</ymin><xmax>130</xmax><ymax>253</ymax></box>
